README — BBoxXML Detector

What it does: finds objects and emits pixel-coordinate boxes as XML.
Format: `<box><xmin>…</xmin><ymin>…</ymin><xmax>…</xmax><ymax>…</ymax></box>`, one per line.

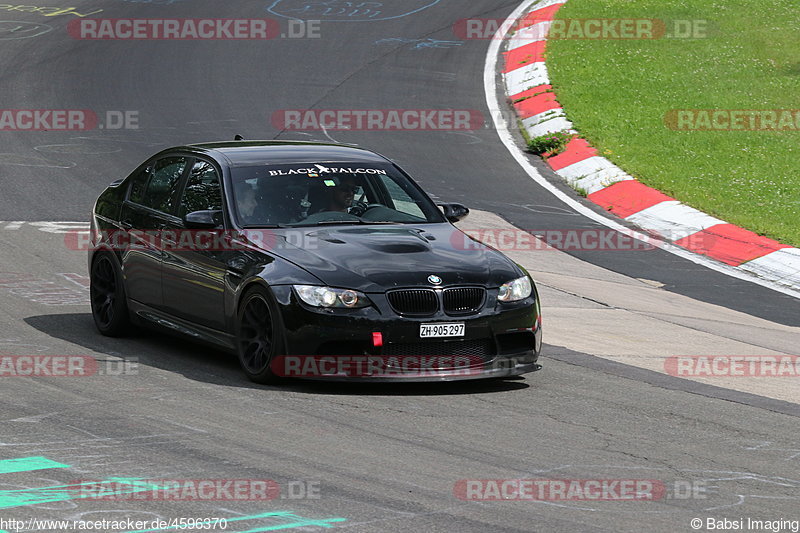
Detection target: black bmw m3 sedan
<box><xmin>89</xmin><ymin>141</ymin><xmax>542</xmax><ymax>383</ymax></box>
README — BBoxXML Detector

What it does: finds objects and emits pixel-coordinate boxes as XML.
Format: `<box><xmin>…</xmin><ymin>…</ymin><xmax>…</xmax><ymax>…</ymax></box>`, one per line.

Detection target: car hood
<box><xmin>252</xmin><ymin>224</ymin><xmax>523</xmax><ymax>292</ymax></box>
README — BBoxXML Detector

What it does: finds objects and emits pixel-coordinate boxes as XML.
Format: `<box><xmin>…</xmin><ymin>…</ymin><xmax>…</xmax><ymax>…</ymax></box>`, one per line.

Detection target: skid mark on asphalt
<box><xmin>0</xmin><ymin>20</ymin><xmax>53</xmax><ymax>40</ymax></box>
<box><xmin>0</xmin><ymin>423</ymin><xmax>208</xmax><ymax>477</ymax></box>
<box><xmin>2</xmin><ymin>413</ymin><xmax>60</xmax><ymax>424</ymax></box>
<box><xmin>0</xmin><ymin>225</ymin><xmax>92</xmax><ymax>303</ymax></box>
<box><xmin>0</xmin><ymin>339</ymin><xmax>53</xmax><ymax>353</ymax></box>
<box><xmin>0</xmin><ymin>221</ymin><xmax>88</xmax><ymax>232</ymax></box>
<box><xmin>0</xmin><ymin>221</ymin><xmax>25</xmax><ymax>230</ymax></box>
<box><xmin>442</xmin><ymin>131</ymin><xmax>483</xmax><ymax>145</ymax></box>
<box><xmin>374</xmin><ymin>37</ymin><xmax>463</xmax><ymax>49</ymax></box>
<box><xmin>0</xmin><ymin>456</ymin><xmax>346</xmax><ymax>532</ymax></box>
<box><xmin>740</xmin><ymin>441</ymin><xmax>800</xmax><ymax>461</ymax></box>
<box><xmin>34</xmin><ymin>143</ymin><xmax>122</xmax><ymax>155</ymax></box>
<box><xmin>0</xmin><ymin>154</ymin><xmax>75</xmax><ymax>168</ymax></box>
<box><xmin>501</xmin><ymin>464</ymin><xmax>800</xmax><ymax>514</ymax></box>
<box><xmin>59</xmin><ymin>273</ymin><xmax>90</xmax><ymax>290</ymax></box>
<box><xmin>0</xmin><ymin>273</ymin><xmax>87</xmax><ymax>306</ymax></box>
<box><xmin>0</xmin><ymin>478</ymin><xmax>171</xmax><ymax>509</ymax></box>
<box><xmin>0</xmin><ymin>457</ymin><xmax>162</xmax><ymax>507</ymax></box>
<box><xmin>267</xmin><ymin>0</ymin><xmax>441</xmax><ymax>22</ymax></box>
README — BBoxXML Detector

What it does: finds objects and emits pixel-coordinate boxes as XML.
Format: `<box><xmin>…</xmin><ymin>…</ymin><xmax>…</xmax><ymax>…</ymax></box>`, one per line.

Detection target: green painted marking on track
<box><xmin>124</xmin><ymin>511</ymin><xmax>346</xmax><ymax>532</ymax></box>
<box><xmin>0</xmin><ymin>456</ymin><xmax>70</xmax><ymax>475</ymax></box>
<box><xmin>0</xmin><ymin>478</ymin><xmax>169</xmax><ymax>510</ymax></box>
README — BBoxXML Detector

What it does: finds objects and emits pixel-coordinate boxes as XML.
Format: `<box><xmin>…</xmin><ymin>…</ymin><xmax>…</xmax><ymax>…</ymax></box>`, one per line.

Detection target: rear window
<box><xmin>128</xmin><ymin>156</ymin><xmax>189</xmax><ymax>214</ymax></box>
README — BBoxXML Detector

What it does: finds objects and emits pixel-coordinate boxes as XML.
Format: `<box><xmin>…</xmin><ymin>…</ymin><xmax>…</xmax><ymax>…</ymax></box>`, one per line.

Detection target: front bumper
<box><xmin>270</xmin><ymin>286</ymin><xmax>542</xmax><ymax>381</ymax></box>
<box><xmin>289</xmin><ymin>360</ymin><xmax>542</xmax><ymax>383</ymax></box>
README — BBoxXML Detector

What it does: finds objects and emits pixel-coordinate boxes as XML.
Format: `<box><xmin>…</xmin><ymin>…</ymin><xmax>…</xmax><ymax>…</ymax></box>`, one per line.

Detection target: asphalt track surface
<box><xmin>0</xmin><ymin>1</ymin><xmax>798</xmax><ymax>532</ymax></box>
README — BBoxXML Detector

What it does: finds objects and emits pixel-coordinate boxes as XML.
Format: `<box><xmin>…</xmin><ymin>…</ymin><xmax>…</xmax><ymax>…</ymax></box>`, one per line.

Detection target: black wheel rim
<box><xmin>238</xmin><ymin>294</ymin><xmax>274</xmax><ymax>374</ymax></box>
<box><xmin>91</xmin><ymin>256</ymin><xmax>116</xmax><ymax>329</ymax></box>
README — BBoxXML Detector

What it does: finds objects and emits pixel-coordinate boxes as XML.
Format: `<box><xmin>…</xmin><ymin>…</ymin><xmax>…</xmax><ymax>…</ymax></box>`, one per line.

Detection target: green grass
<box><xmin>546</xmin><ymin>0</ymin><xmax>800</xmax><ymax>246</ymax></box>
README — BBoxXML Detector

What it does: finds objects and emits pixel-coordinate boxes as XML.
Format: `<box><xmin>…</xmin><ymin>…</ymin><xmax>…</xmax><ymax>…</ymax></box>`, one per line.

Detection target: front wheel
<box><xmin>90</xmin><ymin>253</ymin><xmax>131</xmax><ymax>336</ymax></box>
<box><xmin>236</xmin><ymin>287</ymin><xmax>285</xmax><ymax>384</ymax></box>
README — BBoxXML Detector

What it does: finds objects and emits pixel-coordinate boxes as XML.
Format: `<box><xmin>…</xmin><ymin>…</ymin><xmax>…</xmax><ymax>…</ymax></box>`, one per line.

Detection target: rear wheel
<box><xmin>236</xmin><ymin>287</ymin><xmax>285</xmax><ymax>384</ymax></box>
<box><xmin>90</xmin><ymin>253</ymin><xmax>130</xmax><ymax>336</ymax></box>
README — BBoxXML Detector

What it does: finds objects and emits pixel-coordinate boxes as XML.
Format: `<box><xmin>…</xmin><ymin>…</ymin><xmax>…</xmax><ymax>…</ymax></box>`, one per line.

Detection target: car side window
<box><xmin>128</xmin><ymin>165</ymin><xmax>150</xmax><ymax>205</ymax></box>
<box><xmin>379</xmin><ymin>175</ymin><xmax>424</xmax><ymax>218</ymax></box>
<box><xmin>135</xmin><ymin>156</ymin><xmax>189</xmax><ymax>213</ymax></box>
<box><xmin>180</xmin><ymin>160</ymin><xmax>223</xmax><ymax>218</ymax></box>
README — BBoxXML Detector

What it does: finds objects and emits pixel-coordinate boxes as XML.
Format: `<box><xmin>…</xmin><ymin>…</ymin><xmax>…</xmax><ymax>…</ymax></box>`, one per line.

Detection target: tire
<box><xmin>90</xmin><ymin>252</ymin><xmax>131</xmax><ymax>337</ymax></box>
<box><xmin>236</xmin><ymin>286</ymin><xmax>286</xmax><ymax>384</ymax></box>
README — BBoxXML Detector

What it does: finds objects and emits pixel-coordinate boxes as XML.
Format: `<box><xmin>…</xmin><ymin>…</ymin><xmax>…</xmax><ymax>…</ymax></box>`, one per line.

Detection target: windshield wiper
<box><xmin>296</xmin><ymin>220</ymin><xmax>401</xmax><ymax>227</ymax></box>
<box><xmin>241</xmin><ymin>224</ymin><xmax>290</xmax><ymax>229</ymax></box>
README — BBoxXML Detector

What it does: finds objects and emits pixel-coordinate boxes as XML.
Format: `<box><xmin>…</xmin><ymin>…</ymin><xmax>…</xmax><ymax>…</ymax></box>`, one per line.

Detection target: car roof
<box><xmin>180</xmin><ymin>140</ymin><xmax>389</xmax><ymax>167</ymax></box>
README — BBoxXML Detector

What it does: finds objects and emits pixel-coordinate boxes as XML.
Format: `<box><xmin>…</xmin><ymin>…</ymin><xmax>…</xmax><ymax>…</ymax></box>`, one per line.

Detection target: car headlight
<box><xmin>293</xmin><ymin>285</ymin><xmax>370</xmax><ymax>309</ymax></box>
<box><xmin>497</xmin><ymin>276</ymin><xmax>532</xmax><ymax>302</ymax></box>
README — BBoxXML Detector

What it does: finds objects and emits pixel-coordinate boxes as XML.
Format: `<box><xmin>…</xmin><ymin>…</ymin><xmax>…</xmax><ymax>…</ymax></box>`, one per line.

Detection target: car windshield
<box><xmin>230</xmin><ymin>162</ymin><xmax>445</xmax><ymax>227</ymax></box>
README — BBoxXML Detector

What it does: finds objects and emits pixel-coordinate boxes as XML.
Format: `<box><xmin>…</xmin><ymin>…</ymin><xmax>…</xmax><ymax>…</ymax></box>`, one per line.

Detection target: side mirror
<box><xmin>184</xmin><ymin>210</ymin><xmax>223</xmax><ymax>229</ymax></box>
<box><xmin>438</xmin><ymin>203</ymin><xmax>469</xmax><ymax>223</ymax></box>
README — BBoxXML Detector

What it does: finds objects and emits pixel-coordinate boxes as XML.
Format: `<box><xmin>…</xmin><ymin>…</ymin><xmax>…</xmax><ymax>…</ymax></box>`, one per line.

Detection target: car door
<box><xmin>119</xmin><ymin>155</ymin><xmax>190</xmax><ymax>310</ymax></box>
<box><xmin>161</xmin><ymin>158</ymin><xmax>230</xmax><ymax>331</ymax></box>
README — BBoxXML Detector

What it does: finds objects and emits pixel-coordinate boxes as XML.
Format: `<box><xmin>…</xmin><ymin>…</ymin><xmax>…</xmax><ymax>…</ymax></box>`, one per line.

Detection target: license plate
<box><xmin>420</xmin><ymin>323</ymin><xmax>465</xmax><ymax>338</ymax></box>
